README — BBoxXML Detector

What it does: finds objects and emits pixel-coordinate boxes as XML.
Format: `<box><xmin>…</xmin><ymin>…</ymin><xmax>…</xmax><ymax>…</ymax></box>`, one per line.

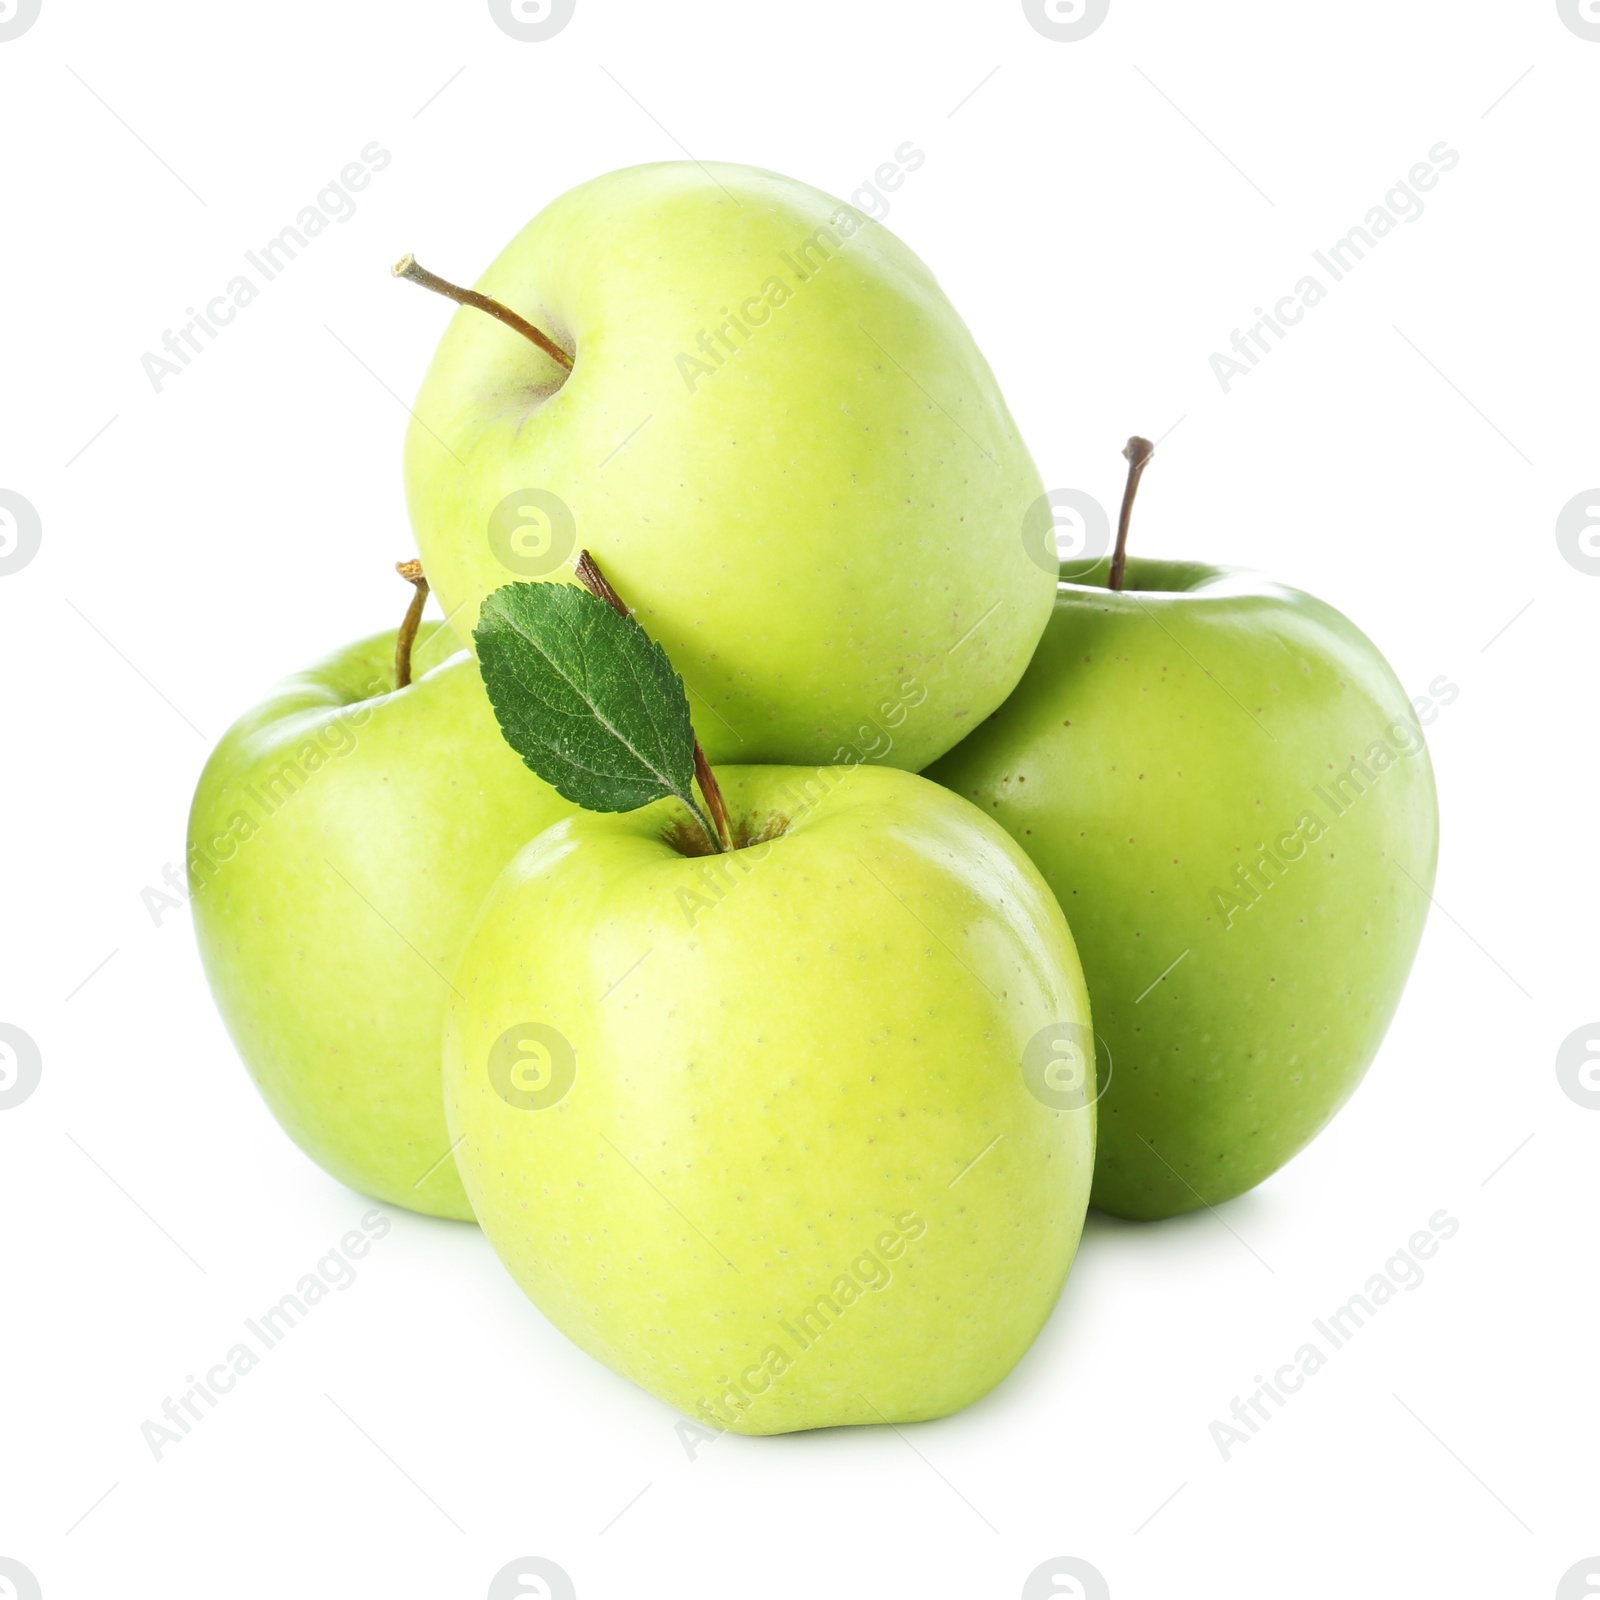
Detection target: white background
<box><xmin>2</xmin><ymin>2</ymin><xmax>1596</xmax><ymax>1596</ymax></box>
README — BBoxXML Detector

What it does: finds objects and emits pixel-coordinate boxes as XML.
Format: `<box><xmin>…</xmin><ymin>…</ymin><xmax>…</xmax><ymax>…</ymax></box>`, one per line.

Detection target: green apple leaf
<box><xmin>475</xmin><ymin>580</ymin><xmax>708</xmax><ymax>830</ymax></box>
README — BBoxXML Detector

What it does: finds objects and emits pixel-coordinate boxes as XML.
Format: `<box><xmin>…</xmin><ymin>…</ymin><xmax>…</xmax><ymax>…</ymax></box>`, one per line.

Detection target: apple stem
<box><xmin>391</xmin><ymin>254</ymin><xmax>574</xmax><ymax>373</ymax></box>
<box><xmin>573</xmin><ymin>549</ymin><xmax>735</xmax><ymax>855</ymax></box>
<box><xmin>394</xmin><ymin>559</ymin><xmax>429</xmax><ymax>689</ymax></box>
<box><xmin>1109</xmin><ymin>436</ymin><xmax>1155</xmax><ymax>593</ymax></box>
<box><xmin>690</xmin><ymin>745</ymin><xmax>734</xmax><ymax>852</ymax></box>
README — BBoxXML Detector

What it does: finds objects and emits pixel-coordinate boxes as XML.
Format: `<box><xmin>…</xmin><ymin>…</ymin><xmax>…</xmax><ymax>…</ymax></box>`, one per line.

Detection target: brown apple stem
<box><xmin>572</xmin><ymin>549</ymin><xmax>735</xmax><ymax>855</ymax></box>
<box><xmin>1109</xmin><ymin>435</ymin><xmax>1155</xmax><ymax>592</ymax></box>
<box><xmin>391</xmin><ymin>254</ymin><xmax>574</xmax><ymax>373</ymax></box>
<box><xmin>394</xmin><ymin>559</ymin><xmax>429</xmax><ymax>688</ymax></box>
<box><xmin>571</xmin><ymin>548</ymin><xmax>630</xmax><ymax>618</ymax></box>
<box><xmin>690</xmin><ymin>745</ymin><xmax>734</xmax><ymax>852</ymax></box>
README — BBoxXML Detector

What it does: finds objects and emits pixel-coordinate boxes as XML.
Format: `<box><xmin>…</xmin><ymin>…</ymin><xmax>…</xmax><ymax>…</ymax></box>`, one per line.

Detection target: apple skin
<box><xmin>188</xmin><ymin>623</ymin><xmax>574</xmax><ymax>1220</ymax></box>
<box><xmin>442</xmin><ymin>765</ymin><xmax>1095</xmax><ymax>1433</ymax></box>
<box><xmin>401</xmin><ymin>161</ymin><xmax>1053</xmax><ymax>771</ymax></box>
<box><xmin>925</xmin><ymin>557</ymin><xmax>1439</xmax><ymax>1220</ymax></box>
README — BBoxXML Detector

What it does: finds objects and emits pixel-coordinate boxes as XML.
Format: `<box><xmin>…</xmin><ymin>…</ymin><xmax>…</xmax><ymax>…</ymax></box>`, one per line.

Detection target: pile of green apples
<box><xmin>189</xmin><ymin>161</ymin><xmax>1438</xmax><ymax>1436</ymax></box>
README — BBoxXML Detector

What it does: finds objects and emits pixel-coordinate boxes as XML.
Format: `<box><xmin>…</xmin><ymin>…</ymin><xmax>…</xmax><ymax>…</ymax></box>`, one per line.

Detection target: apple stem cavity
<box><xmin>394</xmin><ymin>559</ymin><xmax>430</xmax><ymax>689</ymax></box>
<box><xmin>573</xmin><ymin>549</ymin><xmax>735</xmax><ymax>854</ymax></box>
<box><xmin>1109</xmin><ymin>435</ymin><xmax>1155</xmax><ymax>593</ymax></box>
<box><xmin>391</xmin><ymin>254</ymin><xmax>574</xmax><ymax>373</ymax></box>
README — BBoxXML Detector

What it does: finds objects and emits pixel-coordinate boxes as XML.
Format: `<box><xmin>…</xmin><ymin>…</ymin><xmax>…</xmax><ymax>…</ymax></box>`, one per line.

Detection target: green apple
<box><xmin>189</xmin><ymin>621</ymin><xmax>574</xmax><ymax>1219</ymax></box>
<box><xmin>397</xmin><ymin>160</ymin><xmax>1053</xmax><ymax>770</ymax></box>
<box><xmin>926</xmin><ymin>555</ymin><xmax>1439</xmax><ymax>1220</ymax></box>
<box><xmin>441</xmin><ymin>763</ymin><xmax>1095</xmax><ymax>1433</ymax></box>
